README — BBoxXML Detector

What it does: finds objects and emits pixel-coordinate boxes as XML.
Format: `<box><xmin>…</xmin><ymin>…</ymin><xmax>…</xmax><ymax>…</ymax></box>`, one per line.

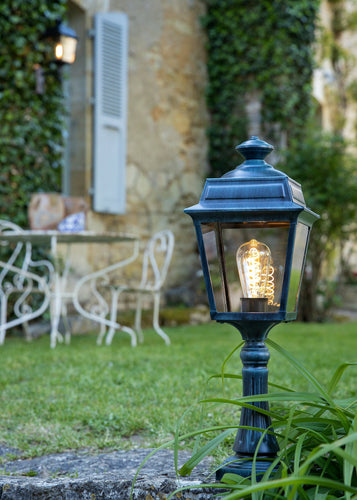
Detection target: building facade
<box><xmin>64</xmin><ymin>0</ymin><xmax>208</xmax><ymax>301</ymax></box>
<box><xmin>64</xmin><ymin>0</ymin><xmax>357</xmax><ymax>312</ymax></box>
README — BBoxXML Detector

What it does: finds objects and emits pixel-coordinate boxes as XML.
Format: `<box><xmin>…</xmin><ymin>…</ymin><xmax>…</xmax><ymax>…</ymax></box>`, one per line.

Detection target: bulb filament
<box><xmin>245</xmin><ymin>246</ymin><xmax>265</xmax><ymax>297</ymax></box>
<box><xmin>237</xmin><ymin>238</ymin><xmax>279</xmax><ymax>307</ymax></box>
<box><xmin>263</xmin><ymin>264</ymin><xmax>279</xmax><ymax>306</ymax></box>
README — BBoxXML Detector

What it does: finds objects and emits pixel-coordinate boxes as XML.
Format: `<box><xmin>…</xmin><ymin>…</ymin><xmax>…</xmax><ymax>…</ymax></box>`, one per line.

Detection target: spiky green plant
<box><xmin>165</xmin><ymin>339</ymin><xmax>357</xmax><ymax>499</ymax></box>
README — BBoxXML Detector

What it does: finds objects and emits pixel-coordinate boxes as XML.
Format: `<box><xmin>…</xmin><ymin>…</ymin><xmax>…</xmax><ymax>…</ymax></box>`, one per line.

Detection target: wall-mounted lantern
<box><xmin>51</xmin><ymin>22</ymin><xmax>78</xmax><ymax>65</ymax></box>
<box><xmin>184</xmin><ymin>136</ymin><xmax>319</xmax><ymax>480</ymax></box>
<box><xmin>35</xmin><ymin>20</ymin><xmax>78</xmax><ymax>94</ymax></box>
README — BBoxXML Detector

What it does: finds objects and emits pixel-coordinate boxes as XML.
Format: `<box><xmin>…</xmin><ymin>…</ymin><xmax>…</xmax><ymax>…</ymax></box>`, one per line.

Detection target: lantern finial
<box><xmin>236</xmin><ymin>136</ymin><xmax>274</xmax><ymax>161</ymax></box>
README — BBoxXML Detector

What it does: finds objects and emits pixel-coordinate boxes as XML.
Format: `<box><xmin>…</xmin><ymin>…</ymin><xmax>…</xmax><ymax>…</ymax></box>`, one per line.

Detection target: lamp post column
<box><xmin>216</xmin><ymin>325</ymin><xmax>279</xmax><ymax>480</ymax></box>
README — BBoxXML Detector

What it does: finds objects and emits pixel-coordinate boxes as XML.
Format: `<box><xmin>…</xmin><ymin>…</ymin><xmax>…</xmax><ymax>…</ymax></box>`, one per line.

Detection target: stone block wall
<box><xmin>66</xmin><ymin>0</ymin><xmax>208</xmax><ymax>303</ymax></box>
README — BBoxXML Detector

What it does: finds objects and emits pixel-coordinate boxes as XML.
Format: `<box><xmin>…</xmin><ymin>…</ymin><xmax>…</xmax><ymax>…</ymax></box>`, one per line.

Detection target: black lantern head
<box><xmin>44</xmin><ymin>21</ymin><xmax>78</xmax><ymax>65</ymax></box>
<box><xmin>185</xmin><ymin>137</ymin><xmax>319</xmax><ymax>330</ymax></box>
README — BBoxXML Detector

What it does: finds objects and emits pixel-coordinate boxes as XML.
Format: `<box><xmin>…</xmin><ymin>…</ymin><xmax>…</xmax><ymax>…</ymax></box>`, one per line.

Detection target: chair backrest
<box><xmin>0</xmin><ymin>220</ymin><xmax>27</xmax><ymax>285</ymax></box>
<box><xmin>139</xmin><ymin>230</ymin><xmax>175</xmax><ymax>291</ymax></box>
<box><xmin>0</xmin><ymin>219</ymin><xmax>54</xmax><ymax>289</ymax></box>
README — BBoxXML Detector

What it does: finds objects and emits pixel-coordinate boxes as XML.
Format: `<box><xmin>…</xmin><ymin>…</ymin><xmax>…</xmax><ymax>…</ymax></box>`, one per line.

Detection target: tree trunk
<box><xmin>297</xmin><ymin>249</ymin><xmax>323</xmax><ymax>322</ymax></box>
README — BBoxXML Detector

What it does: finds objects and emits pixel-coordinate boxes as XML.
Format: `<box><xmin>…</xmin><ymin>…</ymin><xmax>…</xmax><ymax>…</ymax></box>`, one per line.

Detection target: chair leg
<box><xmin>134</xmin><ymin>295</ymin><xmax>144</xmax><ymax>343</ymax></box>
<box><xmin>103</xmin><ymin>289</ymin><xmax>137</xmax><ymax>347</ymax></box>
<box><xmin>0</xmin><ymin>327</ymin><xmax>6</xmax><ymax>345</ymax></box>
<box><xmin>50</xmin><ymin>294</ymin><xmax>62</xmax><ymax>348</ymax></box>
<box><xmin>0</xmin><ymin>297</ymin><xmax>7</xmax><ymax>345</ymax></box>
<box><xmin>105</xmin><ymin>288</ymin><xmax>121</xmax><ymax>346</ymax></box>
<box><xmin>152</xmin><ymin>292</ymin><xmax>170</xmax><ymax>345</ymax></box>
<box><xmin>61</xmin><ymin>303</ymin><xmax>71</xmax><ymax>345</ymax></box>
<box><xmin>23</xmin><ymin>321</ymin><xmax>31</xmax><ymax>342</ymax></box>
<box><xmin>96</xmin><ymin>320</ymin><xmax>107</xmax><ymax>346</ymax></box>
<box><xmin>104</xmin><ymin>289</ymin><xmax>137</xmax><ymax>347</ymax></box>
<box><xmin>120</xmin><ymin>325</ymin><xmax>137</xmax><ymax>347</ymax></box>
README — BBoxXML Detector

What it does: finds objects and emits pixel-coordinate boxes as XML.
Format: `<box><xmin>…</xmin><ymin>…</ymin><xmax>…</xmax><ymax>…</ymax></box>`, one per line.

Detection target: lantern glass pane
<box><xmin>201</xmin><ymin>223</ymin><xmax>225</xmax><ymax>310</ymax></box>
<box><xmin>57</xmin><ymin>35</ymin><xmax>77</xmax><ymax>64</ymax></box>
<box><xmin>201</xmin><ymin>222</ymin><xmax>290</xmax><ymax>313</ymax></box>
<box><xmin>287</xmin><ymin>222</ymin><xmax>310</xmax><ymax>312</ymax></box>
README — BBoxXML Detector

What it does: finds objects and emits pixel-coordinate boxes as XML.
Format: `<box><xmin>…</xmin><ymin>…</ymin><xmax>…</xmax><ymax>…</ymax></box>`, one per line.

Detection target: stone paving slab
<box><xmin>0</xmin><ymin>448</ymin><xmax>226</xmax><ymax>499</ymax></box>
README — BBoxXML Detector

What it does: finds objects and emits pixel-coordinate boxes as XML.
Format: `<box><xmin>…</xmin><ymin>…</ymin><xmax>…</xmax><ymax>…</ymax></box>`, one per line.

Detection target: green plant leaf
<box><xmin>327</xmin><ymin>362</ymin><xmax>357</xmax><ymax>395</ymax></box>
<box><xmin>179</xmin><ymin>428</ymin><xmax>234</xmax><ymax>476</ymax></box>
<box><xmin>294</xmin><ymin>433</ymin><xmax>308</xmax><ymax>472</ymax></box>
<box><xmin>217</xmin><ymin>475</ymin><xmax>357</xmax><ymax>499</ymax></box>
<box><xmin>266</xmin><ymin>338</ymin><xmax>352</xmax><ymax>432</ymax></box>
<box><xmin>266</xmin><ymin>339</ymin><xmax>332</xmax><ymax>403</ymax></box>
<box><xmin>220</xmin><ymin>341</ymin><xmax>244</xmax><ymax>390</ymax></box>
<box><xmin>298</xmin><ymin>432</ymin><xmax>357</xmax><ymax>477</ymax></box>
<box><xmin>344</xmin><ymin>413</ymin><xmax>357</xmax><ymax>500</ymax></box>
<box><xmin>209</xmin><ymin>373</ymin><xmax>296</xmax><ymax>393</ymax></box>
<box><xmin>202</xmin><ymin>391</ymin><xmax>333</xmax><ymax>406</ymax></box>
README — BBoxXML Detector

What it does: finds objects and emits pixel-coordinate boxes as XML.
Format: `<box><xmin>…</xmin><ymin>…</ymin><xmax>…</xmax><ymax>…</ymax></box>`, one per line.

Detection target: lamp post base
<box><xmin>216</xmin><ymin>454</ymin><xmax>278</xmax><ymax>482</ymax></box>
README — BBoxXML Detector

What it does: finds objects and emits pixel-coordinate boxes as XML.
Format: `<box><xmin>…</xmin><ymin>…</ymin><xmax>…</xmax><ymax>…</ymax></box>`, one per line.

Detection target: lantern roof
<box><xmin>44</xmin><ymin>20</ymin><xmax>78</xmax><ymax>42</ymax></box>
<box><xmin>185</xmin><ymin>136</ymin><xmax>320</xmax><ymax>222</ymax></box>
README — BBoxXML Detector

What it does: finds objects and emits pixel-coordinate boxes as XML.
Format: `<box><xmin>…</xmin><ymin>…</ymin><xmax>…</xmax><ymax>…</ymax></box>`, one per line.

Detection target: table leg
<box><xmin>50</xmin><ymin>270</ymin><xmax>62</xmax><ymax>348</ymax></box>
<box><xmin>50</xmin><ymin>235</ymin><xmax>72</xmax><ymax>348</ymax></box>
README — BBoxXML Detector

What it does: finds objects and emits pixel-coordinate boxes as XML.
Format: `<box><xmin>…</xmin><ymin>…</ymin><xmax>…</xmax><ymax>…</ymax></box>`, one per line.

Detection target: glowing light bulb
<box><xmin>55</xmin><ymin>42</ymin><xmax>64</xmax><ymax>60</ymax></box>
<box><xmin>237</xmin><ymin>239</ymin><xmax>278</xmax><ymax>312</ymax></box>
<box><xmin>55</xmin><ymin>37</ymin><xmax>76</xmax><ymax>64</ymax></box>
<box><xmin>237</xmin><ymin>239</ymin><xmax>271</xmax><ymax>298</ymax></box>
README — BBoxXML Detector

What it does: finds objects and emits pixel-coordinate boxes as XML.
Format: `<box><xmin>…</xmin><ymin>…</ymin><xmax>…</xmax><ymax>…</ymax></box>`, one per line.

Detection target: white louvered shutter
<box><xmin>93</xmin><ymin>12</ymin><xmax>128</xmax><ymax>214</ymax></box>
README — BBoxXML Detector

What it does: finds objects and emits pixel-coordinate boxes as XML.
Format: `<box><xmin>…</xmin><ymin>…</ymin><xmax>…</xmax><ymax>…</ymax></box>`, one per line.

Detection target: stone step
<box><xmin>0</xmin><ymin>449</ymin><xmax>225</xmax><ymax>499</ymax></box>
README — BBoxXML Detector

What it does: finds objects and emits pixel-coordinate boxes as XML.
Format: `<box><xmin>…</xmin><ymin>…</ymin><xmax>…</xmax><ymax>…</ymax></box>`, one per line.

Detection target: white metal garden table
<box><xmin>0</xmin><ymin>230</ymin><xmax>138</xmax><ymax>347</ymax></box>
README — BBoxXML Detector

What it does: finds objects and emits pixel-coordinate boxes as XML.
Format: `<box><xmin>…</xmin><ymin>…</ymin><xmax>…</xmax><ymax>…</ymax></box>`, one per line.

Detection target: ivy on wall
<box><xmin>202</xmin><ymin>0</ymin><xmax>320</xmax><ymax>176</ymax></box>
<box><xmin>0</xmin><ymin>0</ymin><xmax>67</xmax><ymax>227</ymax></box>
<box><xmin>318</xmin><ymin>0</ymin><xmax>357</xmax><ymax>134</ymax></box>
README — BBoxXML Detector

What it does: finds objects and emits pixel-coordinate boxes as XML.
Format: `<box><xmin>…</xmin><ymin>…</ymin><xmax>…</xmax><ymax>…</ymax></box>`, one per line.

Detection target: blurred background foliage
<box><xmin>279</xmin><ymin>130</ymin><xmax>357</xmax><ymax>321</ymax></box>
<box><xmin>202</xmin><ymin>0</ymin><xmax>320</xmax><ymax>175</ymax></box>
<box><xmin>0</xmin><ymin>0</ymin><xmax>66</xmax><ymax>228</ymax></box>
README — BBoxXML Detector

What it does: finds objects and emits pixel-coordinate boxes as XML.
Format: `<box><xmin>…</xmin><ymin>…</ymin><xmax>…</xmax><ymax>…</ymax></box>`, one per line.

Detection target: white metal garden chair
<box><xmin>98</xmin><ymin>230</ymin><xmax>175</xmax><ymax>346</ymax></box>
<box><xmin>73</xmin><ymin>230</ymin><xmax>174</xmax><ymax>346</ymax></box>
<box><xmin>0</xmin><ymin>219</ymin><xmax>53</xmax><ymax>343</ymax></box>
<box><xmin>79</xmin><ymin>230</ymin><xmax>174</xmax><ymax>345</ymax></box>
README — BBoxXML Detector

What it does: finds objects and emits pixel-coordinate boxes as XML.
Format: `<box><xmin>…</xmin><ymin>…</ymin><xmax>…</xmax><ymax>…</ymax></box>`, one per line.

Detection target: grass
<box><xmin>0</xmin><ymin>320</ymin><xmax>356</xmax><ymax>461</ymax></box>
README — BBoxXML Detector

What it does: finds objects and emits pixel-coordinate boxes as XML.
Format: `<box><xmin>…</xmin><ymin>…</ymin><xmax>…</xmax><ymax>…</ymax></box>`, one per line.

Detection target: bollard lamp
<box><xmin>184</xmin><ymin>136</ymin><xmax>319</xmax><ymax>480</ymax></box>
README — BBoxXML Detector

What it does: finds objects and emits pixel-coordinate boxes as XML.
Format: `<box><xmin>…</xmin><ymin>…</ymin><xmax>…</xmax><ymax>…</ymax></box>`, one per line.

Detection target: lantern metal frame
<box><xmin>45</xmin><ymin>21</ymin><xmax>78</xmax><ymax>65</ymax></box>
<box><xmin>184</xmin><ymin>136</ymin><xmax>319</xmax><ymax>480</ymax></box>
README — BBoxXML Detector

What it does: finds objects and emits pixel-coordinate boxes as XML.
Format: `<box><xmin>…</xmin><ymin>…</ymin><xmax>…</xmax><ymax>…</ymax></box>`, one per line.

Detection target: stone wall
<box><xmin>313</xmin><ymin>0</ymin><xmax>357</xmax><ymax>142</ymax></box>
<box><xmin>65</xmin><ymin>0</ymin><xmax>208</xmax><ymax>302</ymax></box>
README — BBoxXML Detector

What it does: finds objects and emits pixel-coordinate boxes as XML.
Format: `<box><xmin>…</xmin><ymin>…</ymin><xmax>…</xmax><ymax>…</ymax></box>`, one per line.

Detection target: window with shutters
<box><xmin>93</xmin><ymin>12</ymin><xmax>128</xmax><ymax>214</ymax></box>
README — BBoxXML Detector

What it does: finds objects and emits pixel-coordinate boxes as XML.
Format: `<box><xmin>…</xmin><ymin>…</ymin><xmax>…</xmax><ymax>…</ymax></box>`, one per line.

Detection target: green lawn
<box><xmin>0</xmin><ymin>320</ymin><xmax>356</xmax><ymax>461</ymax></box>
